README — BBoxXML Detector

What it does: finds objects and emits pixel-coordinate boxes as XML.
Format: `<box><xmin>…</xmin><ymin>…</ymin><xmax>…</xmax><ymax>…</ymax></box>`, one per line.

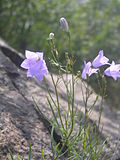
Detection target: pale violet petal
<box><xmin>89</xmin><ymin>68</ymin><xmax>98</xmax><ymax>76</ymax></box>
<box><xmin>111</xmin><ymin>61</ymin><xmax>115</xmax><ymax>65</ymax></box>
<box><xmin>113</xmin><ymin>76</ymin><xmax>117</xmax><ymax>81</ymax></box>
<box><xmin>36</xmin><ymin>52</ymin><xmax>43</xmax><ymax>60</ymax></box>
<box><xmin>35</xmin><ymin>73</ymin><xmax>44</xmax><ymax>83</ymax></box>
<box><xmin>82</xmin><ymin>61</ymin><xmax>93</xmax><ymax>79</ymax></box>
<box><xmin>92</xmin><ymin>55</ymin><xmax>101</xmax><ymax>68</ymax></box>
<box><xmin>87</xmin><ymin>61</ymin><xmax>92</xmax><ymax>68</ymax></box>
<box><xmin>29</xmin><ymin>62</ymin><xmax>41</xmax><ymax>76</ymax></box>
<box><xmin>20</xmin><ymin>59</ymin><xmax>29</xmax><ymax>69</ymax></box>
<box><xmin>82</xmin><ymin>68</ymin><xmax>87</xmax><ymax>79</ymax></box>
<box><xmin>104</xmin><ymin>68</ymin><xmax>111</xmax><ymax>76</ymax></box>
<box><xmin>25</xmin><ymin>50</ymin><xmax>37</xmax><ymax>59</ymax></box>
<box><xmin>27</xmin><ymin>70</ymin><xmax>33</xmax><ymax>77</ymax></box>
<box><xmin>99</xmin><ymin>50</ymin><xmax>104</xmax><ymax>57</ymax></box>
<box><xmin>100</xmin><ymin>56</ymin><xmax>109</xmax><ymax>64</ymax></box>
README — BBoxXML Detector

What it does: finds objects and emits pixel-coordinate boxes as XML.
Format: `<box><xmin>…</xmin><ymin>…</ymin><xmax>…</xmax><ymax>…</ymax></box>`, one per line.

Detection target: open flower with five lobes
<box><xmin>104</xmin><ymin>61</ymin><xmax>120</xmax><ymax>80</ymax></box>
<box><xmin>82</xmin><ymin>61</ymin><xmax>98</xmax><ymax>79</ymax></box>
<box><xmin>92</xmin><ymin>50</ymin><xmax>109</xmax><ymax>68</ymax></box>
<box><xmin>21</xmin><ymin>50</ymin><xmax>48</xmax><ymax>83</ymax></box>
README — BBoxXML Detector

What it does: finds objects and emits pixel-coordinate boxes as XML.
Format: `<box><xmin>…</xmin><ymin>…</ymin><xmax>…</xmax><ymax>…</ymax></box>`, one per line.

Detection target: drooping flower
<box><xmin>104</xmin><ymin>61</ymin><xmax>120</xmax><ymax>80</ymax></box>
<box><xmin>60</xmin><ymin>17</ymin><xmax>69</xmax><ymax>32</ymax></box>
<box><xmin>92</xmin><ymin>50</ymin><xmax>109</xmax><ymax>68</ymax></box>
<box><xmin>21</xmin><ymin>50</ymin><xmax>48</xmax><ymax>82</ymax></box>
<box><xmin>82</xmin><ymin>61</ymin><xmax>98</xmax><ymax>79</ymax></box>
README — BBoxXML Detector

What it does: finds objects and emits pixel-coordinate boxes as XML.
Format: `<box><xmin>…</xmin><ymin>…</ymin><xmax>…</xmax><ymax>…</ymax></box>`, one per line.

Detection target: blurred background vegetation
<box><xmin>0</xmin><ymin>0</ymin><xmax>120</xmax><ymax>109</ymax></box>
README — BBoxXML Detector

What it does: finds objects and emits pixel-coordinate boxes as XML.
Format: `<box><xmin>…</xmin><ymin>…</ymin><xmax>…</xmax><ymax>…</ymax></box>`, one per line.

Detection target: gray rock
<box><xmin>0</xmin><ymin>38</ymin><xmax>52</xmax><ymax>159</ymax></box>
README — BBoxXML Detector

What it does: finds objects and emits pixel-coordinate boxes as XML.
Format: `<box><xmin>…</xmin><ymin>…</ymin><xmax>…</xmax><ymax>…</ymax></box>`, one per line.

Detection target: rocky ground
<box><xmin>0</xmin><ymin>38</ymin><xmax>120</xmax><ymax>160</ymax></box>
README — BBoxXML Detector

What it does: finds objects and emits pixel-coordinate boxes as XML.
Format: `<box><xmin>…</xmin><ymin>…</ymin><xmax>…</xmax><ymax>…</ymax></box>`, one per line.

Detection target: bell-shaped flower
<box><xmin>60</xmin><ymin>17</ymin><xmax>69</xmax><ymax>32</ymax></box>
<box><xmin>92</xmin><ymin>50</ymin><xmax>109</xmax><ymax>68</ymax></box>
<box><xmin>104</xmin><ymin>61</ymin><xmax>120</xmax><ymax>80</ymax></box>
<box><xmin>82</xmin><ymin>61</ymin><xmax>98</xmax><ymax>79</ymax></box>
<box><xmin>21</xmin><ymin>50</ymin><xmax>48</xmax><ymax>82</ymax></box>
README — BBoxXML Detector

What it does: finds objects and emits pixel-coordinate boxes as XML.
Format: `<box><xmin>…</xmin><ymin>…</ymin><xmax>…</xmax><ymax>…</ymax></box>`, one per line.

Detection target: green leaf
<box><xmin>8</xmin><ymin>149</ymin><xmax>14</xmax><ymax>160</ymax></box>
<box><xmin>41</xmin><ymin>144</ymin><xmax>45</xmax><ymax>160</ymax></box>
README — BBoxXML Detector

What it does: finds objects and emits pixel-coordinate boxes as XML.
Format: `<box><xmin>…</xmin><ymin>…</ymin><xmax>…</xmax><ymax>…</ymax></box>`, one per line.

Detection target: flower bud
<box><xmin>49</xmin><ymin>32</ymin><xmax>54</xmax><ymax>39</ymax></box>
<box><xmin>60</xmin><ymin>17</ymin><xmax>69</xmax><ymax>32</ymax></box>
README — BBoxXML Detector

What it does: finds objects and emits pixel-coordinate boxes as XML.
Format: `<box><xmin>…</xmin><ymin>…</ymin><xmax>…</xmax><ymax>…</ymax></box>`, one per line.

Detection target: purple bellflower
<box><xmin>104</xmin><ymin>61</ymin><xmax>120</xmax><ymax>80</ymax></box>
<box><xmin>92</xmin><ymin>50</ymin><xmax>109</xmax><ymax>68</ymax></box>
<box><xmin>21</xmin><ymin>50</ymin><xmax>48</xmax><ymax>82</ymax></box>
<box><xmin>82</xmin><ymin>61</ymin><xmax>98</xmax><ymax>79</ymax></box>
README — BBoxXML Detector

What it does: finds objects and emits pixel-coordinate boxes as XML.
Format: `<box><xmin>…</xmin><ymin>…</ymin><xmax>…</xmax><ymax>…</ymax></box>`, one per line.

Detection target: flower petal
<box><xmin>88</xmin><ymin>68</ymin><xmax>98</xmax><ymax>76</ymax></box>
<box><xmin>104</xmin><ymin>61</ymin><xmax>120</xmax><ymax>80</ymax></box>
<box><xmin>25</xmin><ymin>50</ymin><xmax>37</xmax><ymax>59</ymax></box>
<box><xmin>35</xmin><ymin>73</ymin><xmax>44</xmax><ymax>82</ymax></box>
<box><xmin>27</xmin><ymin>70</ymin><xmax>33</xmax><ymax>77</ymax></box>
<box><xmin>92</xmin><ymin>50</ymin><xmax>109</xmax><ymax>68</ymax></box>
<box><xmin>20</xmin><ymin>59</ymin><xmax>29</xmax><ymax>69</ymax></box>
<box><xmin>36</xmin><ymin>52</ymin><xmax>43</xmax><ymax>60</ymax></box>
<box><xmin>99</xmin><ymin>50</ymin><xmax>104</xmax><ymax>57</ymax></box>
<box><xmin>104</xmin><ymin>68</ymin><xmax>111</xmax><ymax>76</ymax></box>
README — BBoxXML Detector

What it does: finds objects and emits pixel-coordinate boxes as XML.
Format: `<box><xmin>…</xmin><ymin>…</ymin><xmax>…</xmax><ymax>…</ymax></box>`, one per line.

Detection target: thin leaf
<box><xmin>8</xmin><ymin>149</ymin><xmax>14</xmax><ymax>160</ymax></box>
<box><xmin>41</xmin><ymin>144</ymin><xmax>45</xmax><ymax>160</ymax></box>
<box><xmin>47</xmin><ymin>97</ymin><xmax>59</xmax><ymax>127</ymax></box>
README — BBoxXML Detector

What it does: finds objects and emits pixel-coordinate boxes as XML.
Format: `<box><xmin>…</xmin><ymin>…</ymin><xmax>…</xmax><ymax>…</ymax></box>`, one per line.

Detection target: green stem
<box><xmin>97</xmin><ymin>74</ymin><xmax>106</xmax><ymax>131</ymax></box>
<box><xmin>50</xmin><ymin>73</ymin><xmax>65</xmax><ymax>132</ymax></box>
<box><xmin>61</xmin><ymin>75</ymin><xmax>72</xmax><ymax>132</ymax></box>
<box><xmin>67</xmin><ymin>31</ymin><xmax>75</xmax><ymax>138</ymax></box>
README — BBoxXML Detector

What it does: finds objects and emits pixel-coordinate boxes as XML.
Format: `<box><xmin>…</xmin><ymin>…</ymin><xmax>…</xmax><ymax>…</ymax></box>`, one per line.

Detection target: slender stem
<box><xmin>67</xmin><ymin>31</ymin><xmax>75</xmax><ymax>138</ymax></box>
<box><xmin>98</xmin><ymin>75</ymin><xmax>106</xmax><ymax>131</ymax></box>
<box><xmin>43</xmin><ymin>77</ymin><xmax>61</xmax><ymax>128</ymax></box>
<box><xmin>81</xmin><ymin>80</ymin><xmax>89</xmax><ymax>128</ymax></box>
<box><xmin>61</xmin><ymin>75</ymin><xmax>72</xmax><ymax>132</ymax></box>
<box><xmin>50</xmin><ymin>73</ymin><xmax>65</xmax><ymax>131</ymax></box>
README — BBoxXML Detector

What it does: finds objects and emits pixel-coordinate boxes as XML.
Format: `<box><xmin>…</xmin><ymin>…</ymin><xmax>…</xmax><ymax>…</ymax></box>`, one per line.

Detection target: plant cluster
<box><xmin>8</xmin><ymin>17</ymin><xmax>120</xmax><ymax>160</ymax></box>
